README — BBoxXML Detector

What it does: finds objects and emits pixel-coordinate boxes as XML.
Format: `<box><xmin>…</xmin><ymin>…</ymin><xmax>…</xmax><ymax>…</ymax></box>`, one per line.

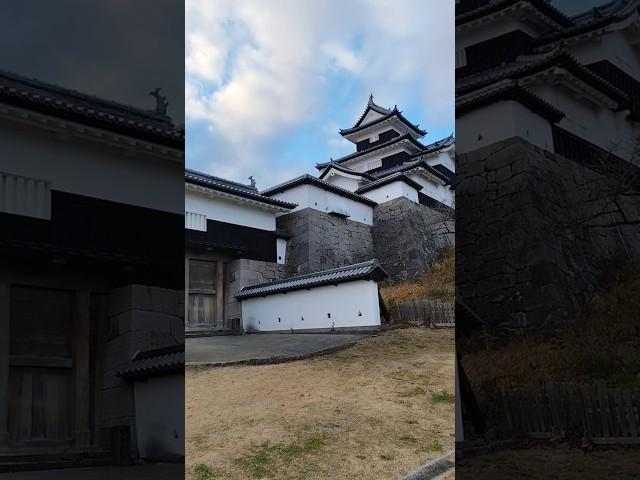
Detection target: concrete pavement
<box><xmin>186</xmin><ymin>333</ymin><xmax>369</xmax><ymax>366</ymax></box>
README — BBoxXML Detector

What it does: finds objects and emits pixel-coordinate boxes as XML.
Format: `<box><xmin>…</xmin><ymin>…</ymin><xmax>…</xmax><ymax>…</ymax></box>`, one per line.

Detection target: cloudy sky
<box><xmin>186</xmin><ymin>0</ymin><xmax>455</xmax><ymax>189</ymax></box>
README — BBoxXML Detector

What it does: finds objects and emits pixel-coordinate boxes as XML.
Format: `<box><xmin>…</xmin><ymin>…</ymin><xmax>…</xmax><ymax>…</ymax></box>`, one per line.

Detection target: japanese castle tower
<box><xmin>312</xmin><ymin>95</ymin><xmax>455</xmax><ymax>208</ymax></box>
<box><xmin>185</xmin><ymin>95</ymin><xmax>455</xmax><ymax>336</ymax></box>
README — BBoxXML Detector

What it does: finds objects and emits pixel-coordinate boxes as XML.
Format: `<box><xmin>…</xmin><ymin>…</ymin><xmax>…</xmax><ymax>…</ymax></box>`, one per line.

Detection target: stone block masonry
<box><xmin>372</xmin><ymin>197</ymin><xmax>454</xmax><ymax>282</ymax></box>
<box><xmin>456</xmin><ymin>137</ymin><xmax>640</xmax><ymax>329</ymax></box>
<box><xmin>277</xmin><ymin>208</ymin><xmax>374</xmax><ymax>276</ymax></box>
<box><xmin>103</xmin><ymin>284</ymin><xmax>184</xmax><ymax>455</ymax></box>
<box><xmin>276</xmin><ymin>202</ymin><xmax>452</xmax><ymax>283</ymax></box>
<box><xmin>226</xmin><ymin>259</ymin><xmax>288</xmax><ymax>322</ymax></box>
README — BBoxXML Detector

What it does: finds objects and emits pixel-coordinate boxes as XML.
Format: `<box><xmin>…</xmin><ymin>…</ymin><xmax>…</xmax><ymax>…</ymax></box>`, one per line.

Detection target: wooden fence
<box><xmin>390</xmin><ymin>300</ymin><xmax>454</xmax><ymax>327</ymax></box>
<box><xmin>501</xmin><ymin>382</ymin><xmax>640</xmax><ymax>444</ymax></box>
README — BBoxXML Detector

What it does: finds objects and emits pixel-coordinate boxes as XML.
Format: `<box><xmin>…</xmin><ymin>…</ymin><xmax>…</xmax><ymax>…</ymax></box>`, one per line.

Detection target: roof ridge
<box><xmin>319</xmin><ymin>161</ymin><xmax>377</xmax><ymax>180</ymax></box>
<box><xmin>457</xmin><ymin>49</ymin><xmax>629</xmax><ymax>104</ymax></box>
<box><xmin>319</xmin><ymin>133</ymin><xmax>426</xmax><ymax>168</ymax></box>
<box><xmin>246</xmin><ymin>258</ymin><xmax>379</xmax><ymax>288</ymax></box>
<box><xmin>260</xmin><ymin>174</ymin><xmax>377</xmax><ymax>206</ymax></box>
<box><xmin>185</xmin><ymin>168</ymin><xmax>258</xmax><ymax>192</ymax></box>
<box><xmin>456</xmin><ymin>0</ymin><xmax>574</xmax><ymax>27</ymax></box>
<box><xmin>186</xmin><ymin>171</ymin><xmax>297</xmax><ymax>209</ymax></box>
<box><xmin>341</xmin><ymin>107</ymin><xmax>426</xmax><ymax>137</ymax></box>
<box><xmin>355</xmin><ymin>172</ymin><xmax>424</xmax><ymax>193</ymax></box>
<box><xmin>0</xmin><ymin>68</ymin><xmax>171</xmax><ymax>124</ymax></box>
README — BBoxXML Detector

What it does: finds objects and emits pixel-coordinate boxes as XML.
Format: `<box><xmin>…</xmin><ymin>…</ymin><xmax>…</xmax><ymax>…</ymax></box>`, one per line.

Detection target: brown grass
<box><xmin>380</xmin><ymin>246</ymin><xmax>454</xmax><ymax>304</ymax></box>
<box><xmin>462</xmin><ymin>257</ymin><xmax>640</xmax><ymax>390</ymax></box>
<box><xmin>186</xmin><ymin>328</ymin><xmax>455</xmax><ymax>480</ymax></box>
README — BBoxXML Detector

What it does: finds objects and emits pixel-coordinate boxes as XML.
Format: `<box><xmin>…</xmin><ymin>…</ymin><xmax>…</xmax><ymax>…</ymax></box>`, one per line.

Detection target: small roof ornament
<box><xmin>248</xmin><ymin>175</ymin><xmax>256</xmax><ymax>189</ymax></box>
<box><xmin>368</xmin><ymin>92</ymin><xmax>374</xmax><ymax>104</ymax></box>
<box><xmin>149</xmin><ymin>87</ymin><xmax>169</xmax><ymax>116</ymax></box>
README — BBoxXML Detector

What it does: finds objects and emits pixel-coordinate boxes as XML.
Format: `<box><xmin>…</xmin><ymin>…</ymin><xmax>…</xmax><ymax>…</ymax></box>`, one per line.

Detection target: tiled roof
<box><xmin>456</xmin><ymin>81</ymin><xmax>565</xmax><ymax>122</ymax></box>
<box><xmin>420</xmin><ymin>134</ymin><xmax>455</xmax><ymax>154</ymax></box>
<box><xmin>431</xmin><ymin>164</ymin><xmax>456</xmax><ymax>183</ymax></box>
<box><xmin>118</xmin><ymin>343</ymin><xmax>184</xmax><ymax>380</ymax></box>
<box><xmin>534</xmin><ymin>0</ymin><xmax>640</xmax><ymax>46</ymax></box>
<box><xmin>260</xmin><ymin>174</ymin><xmax>377</xmax><ymax>206</ymax></box>
<box><xmin>370</xmin><ymin>158</ymin><xmax>451</xmax><ymax>184</ymax></box>
<box><xmin>352</xmin><ymin>95</ymin><xmax>393</xmax><ymax>128</ymax></box>
<box><xmin>341</xmin><ymin>107</ymin><xmax>427</xmax><ymax>137</ymax></box>
<box><xmin>355</xmin><ymin>172</ymin><xmax>423</xmax><ymax>194</ymax></box>
<box><xmin>186</xmin><ymin>169</ymin><xmax>297</xmax><ymax>209</ymax></box>
<box><xmin>456</xmin><ymin>50</ymin><xmax>629</xmax><ymax>106</ymax></box>
<box><xmin>318</xmin><ymin>162</ymin><xmax>377</xmax><ymax>181</ymax></box>
<box><xmin>317</xmin><ymin>133</ymin><xmax>427</xmax><ymax>169</ymax></box>
<box><xmin>571</xmin><ymin>0</ymin><xmax>638</xmax><ymax>24</ymax></box>
<box><xmin>0</xmin><ymin>69</ymin><xmax>183</xmax><ymax>148</ymax></box>
<box><xmin>237</xmin><ymin>259</ymin><xmax>388</xmax><ymax>299</ymax></box>
<box><xmin>456</xmin><ymin>0</ymin><xmax>573</xmax><ymax>28</ymax></box>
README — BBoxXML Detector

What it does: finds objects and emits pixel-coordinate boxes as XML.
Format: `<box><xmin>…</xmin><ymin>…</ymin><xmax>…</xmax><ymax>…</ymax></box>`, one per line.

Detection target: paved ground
<box><xmin>0</xmin><ymin>464</ymin><xmax>184</xmax><ymax>479</ymax></box>
<box><xmin>186</xmin><ymin>333</ymin><xmax>369</xmax><ymax>365</ymax></box>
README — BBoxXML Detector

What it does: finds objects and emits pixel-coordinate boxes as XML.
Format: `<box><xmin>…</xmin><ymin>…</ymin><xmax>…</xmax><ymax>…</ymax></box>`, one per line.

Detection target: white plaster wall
<box><xmin>0</xmin><ymin>119</ymin><xmax>183</xmax><ymax>214</ymax></box>
<box><xmin>276</xmin><ymin>238</ymin><xmax>287</xmax><ymax>264</ymax></box>
<box><xmin>569</xmin><ymin>30</ymin><xmax>640</xmax><ymax>80</ymax></box>
<box><xmin>425</xmin><ymin>150</ymin><xmax>456</xmax><ymax>173</ymax></box>
<box><xmin>269</xmin><ymin>184</ymin><xmax>374</xmax><ymax>225</ymax></box>
<box><xmin>0</xmin><ymin>172</ymin><xmax>51</xmax><ymax>219</ymax></box>
<box><xmin>134</xmin><ymin>374</ymin><xmax>184</xmax><ymax>459</ymax></box>
<box><xmin>457</xmin><ymin>16</ymin><xmax>542</xmax><ymax>52</ymax></box>
<box><xmin>241</xmin><ymin>280</ymin><xmax>381</xmax><ymax>332</ymax></box>
<box><xmin>185</xmin><ymin>188</ymin><xmax>277</xmax><ymax>231</ymax></box>
<box><xmin>185</xmin><ymin>211</ymin><xmax>206</xmax><ymax>231</ymax></box>
<box><xmin>361</xmin><ymin>181</ymin><xmax>419</xmax><ymax>204</ymax></box>
<box><xmin>533</xmin><ymin>83</ymin><xmax>636</xmax><ymax>160</ymax></box>
<box><xmin>345</xmin><ymin>144</ymin><xmax>415</xmax><ymax>173</ymax></box>
<box><xmin>408</xmin><ymin>173</ymin><xmax>454</xmax><ymax>207</ymax></box>
<box><xmin>456</xmin><ymin>100</ymin><xmax>554</xmax><ymax>154</ymax></box>
<box><xmin>361</xmin><ymin>109</ymin><xmax>385</xmax><ymax>125</ymax></box>
<box><xmin>322</xmin><ymin>172</ymin><xmax>361</xmax><ymax>192</ymax></box>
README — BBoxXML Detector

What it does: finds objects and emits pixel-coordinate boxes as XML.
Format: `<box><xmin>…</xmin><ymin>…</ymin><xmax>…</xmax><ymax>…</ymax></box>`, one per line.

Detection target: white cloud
<box><xmin>186</xmin><ymin>0</ymin><xmax>454</xmax><ymax>186</ymax></box>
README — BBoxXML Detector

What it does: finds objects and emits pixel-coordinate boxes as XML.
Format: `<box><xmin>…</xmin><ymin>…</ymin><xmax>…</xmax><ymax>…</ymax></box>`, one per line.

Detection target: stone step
<box><xmin>0</xmin><ymin>450</ymin><xmax>112</xmax><ymax>473</ymax></box>
<box><xmin>185</xmin><ymin>328</ymin><xmax>232</xmax><ymax>338</ymax></box>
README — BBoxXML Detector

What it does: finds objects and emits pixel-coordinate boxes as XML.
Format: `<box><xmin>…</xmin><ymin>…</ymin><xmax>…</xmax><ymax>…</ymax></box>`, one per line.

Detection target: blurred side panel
<box><xmin>456</xmin><ymin>0</ymin><xmax>640</xmax><ymax>478</ymax></box>
<box><xmin>0</xmin><ymin>1</ymin><xmax>185</xmax><ymax>477</ymax></box>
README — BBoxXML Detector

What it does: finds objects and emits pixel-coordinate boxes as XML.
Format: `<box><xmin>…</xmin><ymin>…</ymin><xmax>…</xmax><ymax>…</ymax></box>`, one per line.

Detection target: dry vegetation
<box><xmin>457</xmin><ymin>446</ymin><xmax>640</xmax><ymax>479</ymax></box>
<box><xmin>462</xmin><ymin>257</ymin><xmax>640</xmax><ymax>390</ymax></box>
<box><xmin>186</xmin><ymin>328</ymin><xmax>455</xmax><ymax>480</ymax></box>
<box><xmin>380</xmin><ymin>246</ymin><xmax>455</xmax><ymax>304</ymax></box>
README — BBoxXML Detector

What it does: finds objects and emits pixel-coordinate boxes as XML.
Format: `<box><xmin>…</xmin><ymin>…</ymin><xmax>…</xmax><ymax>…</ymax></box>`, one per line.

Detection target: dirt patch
<box><xmin>186</xmin><ymin>328</ymin><xmax>454</xmax><ymax>480</ymax></box>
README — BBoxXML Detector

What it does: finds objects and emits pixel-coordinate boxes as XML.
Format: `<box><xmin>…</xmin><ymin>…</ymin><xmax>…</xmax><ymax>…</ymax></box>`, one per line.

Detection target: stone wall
<box><xmin>372</xmin><ymin>197</ymin><xmax>454</xmax><ymax>282</ymax></box>
<box><xmin>104</xmin><ymin>285</ymin><xmax>184</xmax><ymax>455</ymax></box>
<box><xmin>275</xmin><ymin>203</ymin><xmax>453</xmax><ymax>282</ymax></box>
<box><xmin>226</xmin><ymin>259</ymin><xmax>288</xmax><ymax>322</ymax></box>
<box><xmin>457</xmin><ymin>137</ymin><xmax>640</xmax><ymax>329</ymax></box>
<box><xmin>277</xmin><ymin>208</ymin><xmax>374</xmax><ymax>276</ymax></box>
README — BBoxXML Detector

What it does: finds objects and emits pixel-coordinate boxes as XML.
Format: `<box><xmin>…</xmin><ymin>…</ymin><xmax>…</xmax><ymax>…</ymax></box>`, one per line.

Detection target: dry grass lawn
<box><xmin>186</xmin><ymin>328</ymin><xmax>454</xmax><ymax>480</ymax></box>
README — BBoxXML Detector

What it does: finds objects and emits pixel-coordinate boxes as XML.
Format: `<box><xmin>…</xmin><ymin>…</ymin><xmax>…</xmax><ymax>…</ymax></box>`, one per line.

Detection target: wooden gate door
<box><xmin>187</xmin><ymin>259</ymin><xmax>226</xmax><ymax>332</ymax></box>
<box><xmin>7</xmin><ymin>286</ymin><xmax>90</xmax><ymax>448</ymax></box>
